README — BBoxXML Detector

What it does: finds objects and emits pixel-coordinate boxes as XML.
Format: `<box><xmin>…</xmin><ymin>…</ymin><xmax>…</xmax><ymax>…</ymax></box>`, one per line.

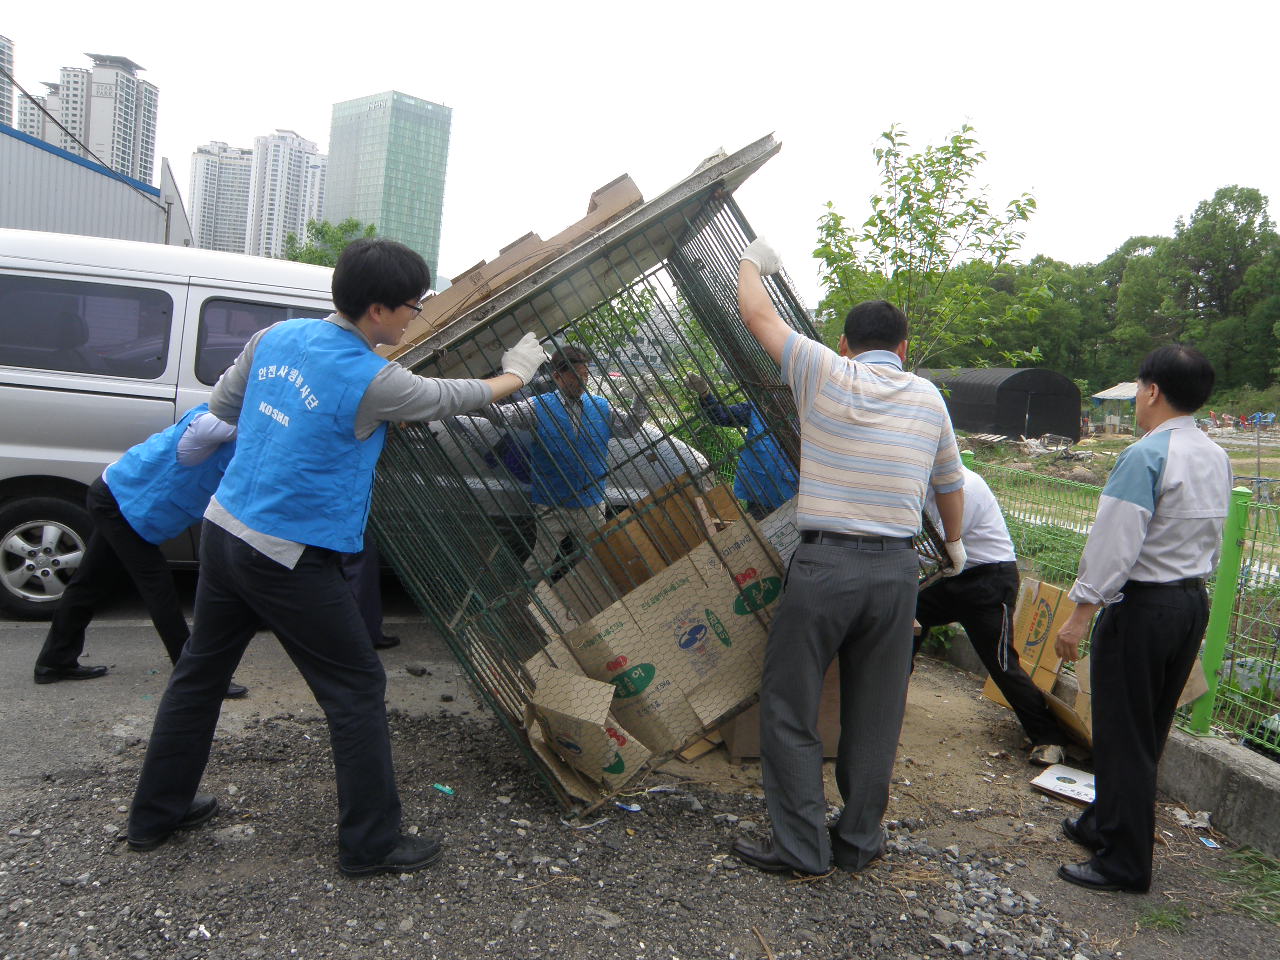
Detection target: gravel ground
<box><xmin>4</xmin><ymin>711</ymin><xmax>1117</xmax><ymax>960</ymax></box>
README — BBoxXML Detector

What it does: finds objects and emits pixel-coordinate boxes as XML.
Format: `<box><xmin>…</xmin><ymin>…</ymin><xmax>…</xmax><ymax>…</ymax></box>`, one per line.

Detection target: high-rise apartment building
<box><xmin>189</xmin><ymin>141</ymin><xmax>254</xmax><ymax>253</ymax></box>
<box><xmin>84</xmin><ymin>55</ymin><xmax>157</xmax><ymax>182</ymax></box>
<box><xmin>0</xmin><ymin>35</ymin><xmax>14</xmax><ymax>127</ymax></box>
<box><xmin>325</xmin><ymin>91</ymin><xmax>451</xmax><ymax>283</ymax></box>
<box><xmin>8</xmin><ymin>53</ymin><xmax>157</xmax><ymax>183</ymax></box>
<box><xmin>15</xmin><ymin>92</ymin><xmax>44</xmax><ymax>138</ymax></box>
<box><xmin>245</xmin><ymin>129</ymin><xmax>325</xmax><ymax>258</ymax></box>
<box><xmin>302</xmin><ymin>152</ymin><xmax>327</xmax><ymax>229</ymax></box>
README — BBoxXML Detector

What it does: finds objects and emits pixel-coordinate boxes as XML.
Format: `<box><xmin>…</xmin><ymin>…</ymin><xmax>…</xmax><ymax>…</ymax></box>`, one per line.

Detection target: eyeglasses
<box><xmin>401</xmin><ymin>300</ymin><xmax>425</xmax><ymax>317</ymax></box>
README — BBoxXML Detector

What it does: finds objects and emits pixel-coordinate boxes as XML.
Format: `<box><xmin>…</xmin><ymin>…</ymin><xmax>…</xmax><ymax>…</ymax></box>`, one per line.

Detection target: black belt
<box><xmin>1123</xmin><ymin>577</ymin><xmax>1205</xmax><ymax>591</ymax></box>
<box><xmin>800</xmin><ymin>530</ymin><xmax>914</xmax><ymax>550</ymax></box>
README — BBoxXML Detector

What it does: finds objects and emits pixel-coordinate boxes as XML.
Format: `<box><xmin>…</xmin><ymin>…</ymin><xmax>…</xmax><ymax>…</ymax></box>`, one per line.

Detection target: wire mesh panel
<box><xmin>1212</xmin><ymin>502</ymin><xmax>1280</xmax><ymax>752</ymax></box>
<box><xmin>970</xmin><ymin>462</ymin><xmax>1100</xmax><ymax>590</ymax></box>
<box><xmin>372</xmin><ymin>179</ymin><xmax>817</xmax><ymax>808</ymax></box>
<box><xmin>370</xmin><ymin>142</ymin><xmax>952</xmax><ymax>808</ymax></box>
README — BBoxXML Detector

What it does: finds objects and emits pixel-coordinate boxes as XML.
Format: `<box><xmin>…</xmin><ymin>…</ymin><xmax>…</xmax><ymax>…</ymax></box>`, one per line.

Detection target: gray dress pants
<box><xmin>759</xmin><ymin>538</ymin><xmax>918</xmax><ymax>874</ymax></box>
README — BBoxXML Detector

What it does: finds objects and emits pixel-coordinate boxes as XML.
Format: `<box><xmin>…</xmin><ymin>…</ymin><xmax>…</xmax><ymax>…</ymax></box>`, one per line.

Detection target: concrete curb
<box><xmin>925</xmin><ymin>635</ymin><xmax>1280</xmax><ymax>860</ymax></box>
<box><xmin>1159</xmin><ymin>731</ymin><xmax>1280</xmax><ymax>859</ymax></box>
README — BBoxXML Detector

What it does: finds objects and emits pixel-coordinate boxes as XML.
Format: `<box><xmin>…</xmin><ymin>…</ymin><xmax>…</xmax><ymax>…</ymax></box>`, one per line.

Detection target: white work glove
<box><xmin>684</xmin><ymin>371</ymin><xmax>710</xmax><ymax>397</ymax></box>
<box><xmin>500</xmin><ymin>332</ymin><xmax>548</xmax><ymax>386</ymax></box>
<box><xmin>943</xmin><ymin>539</ymin><xmax>967</xmax><ymax>577</ymax></box>
<box><xmin>740</xmin><ymin>238</ymin><xmax>783</xmax><ymax>276</ymax></box>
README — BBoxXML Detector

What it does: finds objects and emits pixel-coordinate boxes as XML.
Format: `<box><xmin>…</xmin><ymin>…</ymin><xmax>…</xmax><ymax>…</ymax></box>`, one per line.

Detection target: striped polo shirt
<box><xmin>782</xmin><ymin>332</ymin><xmax>964</xmax><ymax>537</ymax></box>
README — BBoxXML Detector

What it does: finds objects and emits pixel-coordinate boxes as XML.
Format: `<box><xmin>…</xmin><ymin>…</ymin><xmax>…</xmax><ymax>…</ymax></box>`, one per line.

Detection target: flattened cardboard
<box><xmin>758</xmin><ymin>499</ymin><xmax>801</xmax><ymax>566</ymax></box>
<box><xmin>1030</xmin><ymin>763</ymin><xmax>1096</xmax><ymax>805</ymax></box>
<box><xmin>983</xmin><ymin>579</ymin><xmax>1068</xmax><ymax>709</ymax></box>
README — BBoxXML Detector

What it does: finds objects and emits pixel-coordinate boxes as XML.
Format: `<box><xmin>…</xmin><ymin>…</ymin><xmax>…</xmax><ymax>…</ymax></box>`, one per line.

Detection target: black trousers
<box><xmin>128</xmin><ymin>521</ymin><xmax>401</xmax><ymax>863</ymax></box>
<box><xmin>339</xmin><ymin>528</ymin><xmax>388</xmax><ymax>645</ymax></box>
<box><xmin>37</xmin><ymin>477</ymin><xmax>189</xmax><ymax>669</ymax></box>
<box><xmin>914</xmin><ymin>561</ymin><xmax>1067</xmax><ymax>747</ymax></box>
<box><xmin>1073</xmin><ymin>580</ymin><xmax>1208</xmax><ymax>890</ymax></box>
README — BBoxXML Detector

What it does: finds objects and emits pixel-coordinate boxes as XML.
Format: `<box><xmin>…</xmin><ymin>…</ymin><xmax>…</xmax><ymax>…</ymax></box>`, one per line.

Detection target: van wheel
<box><xmin>0</xmin><ymin>496</ymin><xmax>92</xmax><ymax>620</ymax></box>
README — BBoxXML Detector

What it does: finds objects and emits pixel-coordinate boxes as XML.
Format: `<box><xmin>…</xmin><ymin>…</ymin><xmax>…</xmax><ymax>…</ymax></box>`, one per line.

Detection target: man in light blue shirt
<box><xmin>1054</xmin><ymin>345</ymin><xmax>1230</xmax><ymax>893</ymax></box>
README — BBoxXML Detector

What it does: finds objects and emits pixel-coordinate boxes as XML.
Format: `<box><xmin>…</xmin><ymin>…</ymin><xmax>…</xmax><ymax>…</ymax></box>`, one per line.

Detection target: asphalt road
<box><xmin>0</xmin><ymin>572</ymin><xmax>474</xmax><ymax>791</ymax></box>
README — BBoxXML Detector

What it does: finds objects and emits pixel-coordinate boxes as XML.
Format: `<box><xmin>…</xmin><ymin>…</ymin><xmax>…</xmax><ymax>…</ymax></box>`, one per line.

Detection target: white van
<box><xmin>0</xmin><ymin>229</ymin><xmax>334</xmax><ymax>618</ymax></box>
<box><xmin>0</xmin><ymin>229</ymin><xmax>710</xmax><ymax>619</ymax></box>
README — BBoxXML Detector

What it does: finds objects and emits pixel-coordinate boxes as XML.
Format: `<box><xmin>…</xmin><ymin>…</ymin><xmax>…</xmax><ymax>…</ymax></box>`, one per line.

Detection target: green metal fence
<box><xmin>969</xmin><ymin>458</ymin><xmax>1280</xmax><ymax>754</ymax></box>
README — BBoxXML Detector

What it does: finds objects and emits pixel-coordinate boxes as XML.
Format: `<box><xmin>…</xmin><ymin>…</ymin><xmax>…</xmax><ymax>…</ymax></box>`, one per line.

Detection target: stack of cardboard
<box><xmin>522</xmin><ymin>498</ymin><xmax>784</xmax><ymax>801</ymax></box>
<box><xmin>982</xmin><ymin>578</ymin><xmax>1209</xmax><ymax>747</ymax></box>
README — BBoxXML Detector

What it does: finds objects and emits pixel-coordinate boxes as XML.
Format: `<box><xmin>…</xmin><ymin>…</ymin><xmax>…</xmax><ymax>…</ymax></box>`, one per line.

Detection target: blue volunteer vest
<box><xmin>214</xmin><ymin>318</ymin><xmax>388</xmax><ymax>552</ymax></box>
<box><xmin>529</xmin><ymin>391</ymin><xmax>612</xmax><ymax>508</ymax></box>
<box><xmin>104</xmin><ymin>403</ymin><xmax>236</xmax><ymax>544</ymax></box>
<box><xmin>734</xmin><ymin>406</ymin><xmax>797</xmax><ymax>511</ymax></box>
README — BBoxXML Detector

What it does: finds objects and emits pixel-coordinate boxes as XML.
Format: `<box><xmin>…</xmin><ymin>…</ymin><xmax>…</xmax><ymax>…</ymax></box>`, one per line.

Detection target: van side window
<box><xmin>0</xmin><ymin>275</ymin><xmax>173</xmax><ymax>379</ymax></box>
<box><xmin>196</xmin><ymin>299</ymin><xmax>328</xmax><ymax>385</ymax></box>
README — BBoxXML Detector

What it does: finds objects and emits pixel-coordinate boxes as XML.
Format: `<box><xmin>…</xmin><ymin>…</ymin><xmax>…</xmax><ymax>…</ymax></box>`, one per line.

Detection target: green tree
<box><xmin>1158</xmin><ymin>187</ymin><xmax>1278</xmax><ymax>390</ymax></box>
<box><xmin>282</xmin><ymin>218</ymin><xmax>377</xmax><ymax>267</ymax></box>
<box><xmin>813</xmin><ymin>124</ymin><xmax>1040</xmax><ymax>369</ymax></box>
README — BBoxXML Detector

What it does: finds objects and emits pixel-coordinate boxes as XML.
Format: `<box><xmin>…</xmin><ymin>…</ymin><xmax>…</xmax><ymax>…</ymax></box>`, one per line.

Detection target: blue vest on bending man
<box><xmin>528</xmin><ymin>391</ymin><xmax>612</xmax><ymax>508</ymax></box>
<box><xmin>104</xmin><ymin>403</ymin><xmax>237</xmax><ymax>544</ymax></box>
<box><xmin>215</xmin><ymin>318</ymin><xmax>388</xmax><ymax>553</ymax></box>
<box><xmin>734</xmin><ymin>406</ymin><xmax>796</xmax><ymax>512</ymax></box>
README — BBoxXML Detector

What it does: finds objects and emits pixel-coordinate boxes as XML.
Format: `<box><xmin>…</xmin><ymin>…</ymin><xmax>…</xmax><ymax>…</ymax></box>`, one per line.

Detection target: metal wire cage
<box><xmin>371</xmin><ymin>137</ymin><xmax>948</xmax><ymax>809</ymax></box>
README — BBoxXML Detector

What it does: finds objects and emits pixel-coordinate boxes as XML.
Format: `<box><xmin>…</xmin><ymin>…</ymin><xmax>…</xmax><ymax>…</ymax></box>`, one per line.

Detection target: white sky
<box><xmin>4</xmin><ymin>1</ymin><xmax>1277</xmax><ymax>306</ymax></box>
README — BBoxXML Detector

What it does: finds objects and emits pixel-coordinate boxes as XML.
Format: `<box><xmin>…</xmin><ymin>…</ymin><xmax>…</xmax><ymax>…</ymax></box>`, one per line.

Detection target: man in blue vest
<box><xmin>684</xmin><ymin>371</ymin><xmax>797</xmax><ymax>519</ymax></box>
<box><xmin>33</xmin><ymin>404</ymin><xmax>246</xmax><ymax>698</ymax></box>
<box><xmin>486</xmin><ymin>345</ymin><xmax>647</xmax><ymax>578</ymax></box>
<box><xmin>126</xmin><ymin>238</ymin><xmax>544</xmax><ymax>876</ymax></box>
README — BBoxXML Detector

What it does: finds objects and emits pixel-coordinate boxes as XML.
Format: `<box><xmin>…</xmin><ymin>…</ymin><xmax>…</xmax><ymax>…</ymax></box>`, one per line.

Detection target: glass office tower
<box><xmin>326</xmin><ymin>91</ymin><xmax>451</xmax><ymax>285</ymax></box>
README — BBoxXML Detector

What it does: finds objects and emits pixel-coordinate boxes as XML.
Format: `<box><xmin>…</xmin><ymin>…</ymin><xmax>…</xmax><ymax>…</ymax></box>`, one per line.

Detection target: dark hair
<box><xmin>331</xmin><ymin>238</ymin><xmax>431</xmax><ymax>319</ymax></box>
<box><xmin>550</xmin><ymin>344</ymin><xmax>591</xmax><ymax>371</ymax></box>
<box><xmin>1136</xmin><ymin>345</ymin><xmax>1215</xmax><ymax>413</ymax></box>
<box><xmin>843</xmin><ymin>300</ymin><xmax>909</xmax><ymax>352</ymax></box>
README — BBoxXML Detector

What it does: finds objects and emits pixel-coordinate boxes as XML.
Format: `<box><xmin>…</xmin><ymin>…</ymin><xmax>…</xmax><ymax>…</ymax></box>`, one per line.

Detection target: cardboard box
<box><xmin>982</xmin><ymin>578</ymin><xmax>1067</xmax><ymax>709</ymax></box>
<box><xmin>563</xmin><ymin>559</ymin><xmax>708</xmax><ymax>753</ymax></box>
<box><xmin>558</xmin><ymin>520</ymin><xmax>783</xmax><ymax>756</ymax></box>
<box><xmin>1044</xmin><ymin>652</ymin><xmax>1212</xmax><ymax>749</ymax></box>
<box><xmin>722</xmin><ymin>662</ymin><xmax>841</xmax><ymax>761</ymax></box>
<box><xmin>528</xmin><ymin>667</ymin><xmax>651</xmax><ymax>789</ymax></box>
<box><xmin>591</xmin><ymin>509</ymin><xmax>666</xmax><ymax>592</ymax></box>
<box><xmin>629</xmin><ymin>478</ymin><xmax>741</xmax><ymax>564</ymax></box>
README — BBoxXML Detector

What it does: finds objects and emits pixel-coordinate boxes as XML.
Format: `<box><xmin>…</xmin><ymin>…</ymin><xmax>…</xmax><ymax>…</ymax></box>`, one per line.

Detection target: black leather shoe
<box><xmin>1062</xmin><ymin>817</ymin><xmax>1100</xmax><ymax>851</ymax></box>
<box><xmin>829</xmin><ymin>825</ymin><xmax>885</xmax><ymax>872</ymax></box>
<box><xmin>224</xmin><ymin>680</ymin><xmax>249</xmax><ymax>699</ymax></box>
<box><xmin>34</xmin><ymin>664</ymin><xmax>108</xmax><ymax>684</ymax></box>
<box><xmin>1057</xmin><ymin>861</ymin><xmax>1143</xmax><ymax>893</ymax></box>
<box><xmin>373</xmin><ymin>634</ymin><xmax>401</xmax><ymax>650</ymax></box>
<box><xmin>339</xmin><ymin>833</ymin><xmax>442</xmax><ymax>877</ymax></box>
<box><xmin>127</xmin><ymin>794</ymin><xmax>219</xmax><ymax>851</ymax></box>
<box><xmin>731</xmin><ymin>837</ymin><xmax>795</xmax><ymax>873</ymax></box>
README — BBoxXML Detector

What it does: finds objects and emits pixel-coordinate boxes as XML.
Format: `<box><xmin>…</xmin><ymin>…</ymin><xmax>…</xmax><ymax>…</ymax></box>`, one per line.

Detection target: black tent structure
<box><xmin>917</xmin><ymin>368</ymin><xmax>1081</xmax><ymax>442</ymax></box>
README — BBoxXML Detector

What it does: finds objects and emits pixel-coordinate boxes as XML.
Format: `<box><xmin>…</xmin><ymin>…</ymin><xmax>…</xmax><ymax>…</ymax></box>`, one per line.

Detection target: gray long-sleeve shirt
<box><xmin>205</xmin><ymin>313</ymin><xmax>493</xmax><ymax>567</ymax></box>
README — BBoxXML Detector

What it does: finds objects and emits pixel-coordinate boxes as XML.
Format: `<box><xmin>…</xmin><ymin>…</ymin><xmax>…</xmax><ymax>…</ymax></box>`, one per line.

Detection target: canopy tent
<box><xmin>1091</xmin><ymin>382</ymin><xmax>1138</xmax><ymax>403</ymax></box>
<box><xmin>917</xmin><ymin>367</ymin><xmax>1081</xmax><ymax>441</ymax></box>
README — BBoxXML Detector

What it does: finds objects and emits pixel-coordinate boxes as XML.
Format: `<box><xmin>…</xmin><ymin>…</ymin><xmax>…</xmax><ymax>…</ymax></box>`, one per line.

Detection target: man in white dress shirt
<box><xmin>1053</xmin><ymin>345</ymin><xmax>1230</xmax><ymax>893</ymax></box>
<box><xmin>914</xmin><ymin>466</ymin><xmax>1070</xmax><ymax>765</ymax></box>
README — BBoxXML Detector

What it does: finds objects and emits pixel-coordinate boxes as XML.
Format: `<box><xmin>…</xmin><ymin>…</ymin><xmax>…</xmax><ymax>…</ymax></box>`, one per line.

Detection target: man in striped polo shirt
<box><xmin>730</xmin><ymin>239</ymin><xmax>966</xmax><ymax>877</ymax></box>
